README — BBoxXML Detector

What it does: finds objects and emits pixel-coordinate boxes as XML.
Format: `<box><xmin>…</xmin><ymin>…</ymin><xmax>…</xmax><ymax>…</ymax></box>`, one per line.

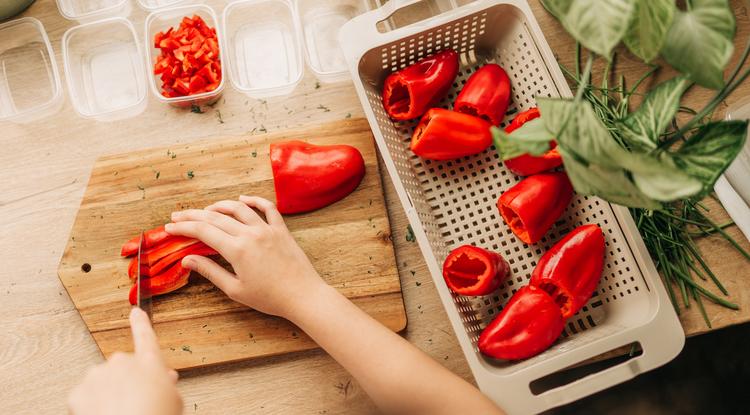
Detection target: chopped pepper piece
<box><xmin>454</xmin><ymin>64</ymin><xmax>512</xmax><ymax>126</ymax></box>
<box><xmin>503</xmin><ymin>108</ymin><xmax>563</xmax><ymax>176</ymax></box>
<box><xmin>128</xmin><ymin>261</ymin><xmax>191</xmax><ymax>305</ymax></box>
<box><xmin>442</xmin><ymin>245</ymin><xmax>510</xmax><ymax>296</ymax></box>
<box><xmin>410</xmin><ymin>108</ymin><xmax>493</xmax><ymax>160</ymax></box>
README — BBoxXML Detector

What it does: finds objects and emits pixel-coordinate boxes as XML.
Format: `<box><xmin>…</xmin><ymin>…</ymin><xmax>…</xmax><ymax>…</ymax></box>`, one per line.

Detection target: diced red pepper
<box><xmin>382</xmin><ymin>49</ymin><xmax>459</xmax><ymax>121</ymax></box>
<box><xmin>410</xmin><ymin>108</ymin><xmax>493</xmax><ymax>160</ymax></box>
<box><xmin>454</xmin><ymin>64</ymin><xmax>512</xmax><ymax>126</ymax></box>
<box><xmin>503</xmin><ymin>108</ymin><xmax>563</xmax><ymax>176</ymax></box>
<box><xmin>497</xmin><ymin>172</ymin><xmax>574</xmax><ymax>244</ymax></box>
<box><xmin>128</xmin><ymin>261</ymin><xmax>191</xmax><ymax>305</ymax></box>
<box><xmin>442</xmin><ymin>245</ymin><xmax>510</xmax><ymax>296</ymax></box>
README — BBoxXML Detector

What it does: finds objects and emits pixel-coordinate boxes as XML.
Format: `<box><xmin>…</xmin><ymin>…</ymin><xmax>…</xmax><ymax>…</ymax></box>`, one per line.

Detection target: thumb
<box><xmin>182</xmin><ymin>255</ymin><xmax>239</xmax><ymax>295</ymax></box>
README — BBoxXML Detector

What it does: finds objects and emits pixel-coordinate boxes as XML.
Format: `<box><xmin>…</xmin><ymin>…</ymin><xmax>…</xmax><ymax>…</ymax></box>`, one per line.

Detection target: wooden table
<box><xmin>2</xmin><ymin>1</ymin><xmax>749</xmax><ymax>413</ymax></box>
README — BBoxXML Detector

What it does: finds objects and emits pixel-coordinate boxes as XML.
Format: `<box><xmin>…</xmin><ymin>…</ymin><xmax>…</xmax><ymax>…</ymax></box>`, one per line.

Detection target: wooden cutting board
<box><xmin>57</xmin><ymin>119</ymin><xmax>407</xmax><ymax>370</ymax></box>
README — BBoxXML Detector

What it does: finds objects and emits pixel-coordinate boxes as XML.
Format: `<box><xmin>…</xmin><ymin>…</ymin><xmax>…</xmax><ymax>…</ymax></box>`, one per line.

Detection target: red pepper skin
<box><xmin>128</xmin><ymin>261</ymin><xmax>191</xmax><ymax>305</ymax></box>
<box><xmin>382</xmin><ymin>49</ymin><xmax>459</xmax><ymax>121</ymax></box>
<box><xmin>121</xmin><ymin>225</ymin><xmax>171</xmax><ymax>257</ymax></box>
<box><xmin>411</xmin><ymin>108</ymin><xmax>493</xmax><ymax>160</ymax></box>
<box><xmin>497</xmin><ymin>172</ymin><xmax>573</xmax><ymax>244</ymax></box>
<box><xmin>143</xmin><ymin>236</ymin><xmax>200</xmax><ymax>267</ymax></box>
<box><xmin>270</xmin><ymin>141</ymin><xmax>366</xmax><ymax>214</ymax></box>
<box><xmin>454</xmin><ymin>64</ymin><xmax>512</xmax><ymax>126</ymax></box>
<box><xmin>530</xmin><ymin>224</ymin><xmax>605</xmax><ymax>319</ymax></box>
<box><xmin>442</xmin><ymin>245</ymin><xmax>510</xmax><ymax>296</ymax></box>
<box><xmin>478</xmin><ymin>285</ymin><xmax>565</xmax><ymax>360</ymax></box>
<box><xmin>150</xmin><ymin>242</ymin><xmax>218</xmax><ymax>276</ymax></box>
<box><xmin>503</xmin><ymin>108</ymin><xmax>563</xmax><ymax>176</ymax></box>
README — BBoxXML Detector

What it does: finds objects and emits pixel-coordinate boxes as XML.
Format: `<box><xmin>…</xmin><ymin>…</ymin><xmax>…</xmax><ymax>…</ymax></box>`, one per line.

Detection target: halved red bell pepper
<box><xmin>442</xmin><ymin>245</ymin><xmax>510</xmax><ymax>296</ymax></box>
<box><xmin>503</xmin><ymin>108</ymin><xmax>563</xmax><ymax>176</ymax></box>
<box><xmin>454</xmin><ymin>64</ymin><xmax>512</xmax><ymax>126</ymax></box>
<box><xmin>411</xmin><ymin>108</ymin><xmax>492</xmax><ymax>160</ymax></box>
<box><xmin>382</xmin><ymin>49</ymin><xmax>459</xmax><ymax>121</ymax></box>
<box><xmin>128</xmin><ymin>261</ymin><xmax>191</xmax><ymax>306</ymax></box>
<box><xmin>270</xmin><ymin>141</ymin><xmax>366</xmax><ymax>214</ymax></box>
<box><xmin>530</xmin><ymin>224</ymin><xmax>605</xmax><ymax>319</ymax></box>
<box><xmin>121</xmin><ymin>225</ymin><xmax>171</xmax><ymax>257</ymax></box>
<box><xmin>478</xmin><ymin>285</ymin><xmax>565</xmax><ymax>360</ymax></box>
<box><xmin>497</xmin><ymin>172</ymin><xmax>573</xmax><ymax>244</ymax></box>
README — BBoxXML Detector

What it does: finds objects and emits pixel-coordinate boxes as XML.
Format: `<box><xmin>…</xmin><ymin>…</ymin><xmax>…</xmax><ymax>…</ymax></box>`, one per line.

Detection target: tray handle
<box><xmin>359</xmin><ymin>0</ymin><xmax>458</xmax><ymax>36</ymax></box>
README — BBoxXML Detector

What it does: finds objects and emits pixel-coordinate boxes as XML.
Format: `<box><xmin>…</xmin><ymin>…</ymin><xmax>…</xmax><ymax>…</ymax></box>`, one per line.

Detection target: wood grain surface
<box><xmin>2</xmin><ymin>0</ymin><xmax>750</xmax><ymax>414</ymax></box>
<box><xmin>57</xmin><ymin>119</ymin><xmax>406</xmax><ymax>369</ymax></box>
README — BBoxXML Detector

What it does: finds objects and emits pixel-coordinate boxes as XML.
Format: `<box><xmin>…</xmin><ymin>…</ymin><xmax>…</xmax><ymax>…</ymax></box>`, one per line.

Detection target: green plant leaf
<box><xmin>620</xmin><ymin>152</ymin><xmax>704</xmax><ymax>201</ymax></box>
<box><xmin>623</xmin><ymin>0</ymin><xmax>675</xmax><ymax>62</ymax></box>
<box><xmin>673</xmin><ymin>120</ymin><xmax>749</xmax><ymax>191</ymax></box>
<box><xmin>491</xmin><ymin>119</ymin><xmax>553</xmax><ymax>160</ymax></box>
<box><xmin>542</xmin><ymin>0</ymin><xmax>635</xmax><ymax>57</ymax></box>
<box><xmin>660</xmin><ymin>0</ymin><xmax>735</xmax><ymax>89</ymax></box>
<box><xmin>618</xmin><ymin>76</ymin><xmax>691</xmax><ymax>151</ymax></box>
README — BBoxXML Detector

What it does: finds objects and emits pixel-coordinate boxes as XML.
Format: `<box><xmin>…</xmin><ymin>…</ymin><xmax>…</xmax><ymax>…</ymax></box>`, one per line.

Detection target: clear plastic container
<box><xmin>62</xmin><ymin>18</ymin><xmax>147</xmax><ymax>121</ymax></box>
<box><xmin>297</xmin><ymin>0</ymin><xmax>365</xmax><ymax>83</ymax></box>
<box><xmin>136</xmin><ymin>0</ymin><xmax>188</xmax><ymax>12</ymax></box>
<box><xmin>0</xmin><ymin>17</ymin><xmax>63</xmax><ymax>123</ymax></box>
<box><xmin>223</xmin><ymin>0</ymin><xmax>303</xmax><ymax>98</ymax></box>
<box><xmin>56</xmin><ymin>0</ymin><xmax>131</xmax><ymax>23</ymax></box>
<box><xmin>145</xmin><ymin>4</ymin><xmax>225</xmax><ymax>107</ymax></box>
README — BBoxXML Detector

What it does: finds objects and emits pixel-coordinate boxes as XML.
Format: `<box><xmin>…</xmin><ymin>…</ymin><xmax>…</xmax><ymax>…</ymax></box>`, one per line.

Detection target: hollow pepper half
<box><xmin>454</xmin><ymin>64</ymin><xmax>512</xmax><ymax>126</ymax></box>
<box><xmin>442</xmin><ymin>245</ymin><xmax>510</xmax><ymax>296</ymax></box>
<box><xmin>128</xmin><ymin>261</ymin><xmax>191</xmax><ymax>306</ymax></box>
<box><xmin>497</xmin><ymin>172</ymin><xmax>574</xmax><ymax>244</ymax></box>
<box><xmin>270</xmin><ymin>140</ymin><xmax>366</xmax><ymax>214</ymax></box>
<box><xmin>411</xmin><ymin>108</ymin><xmax>493</xmax><ymax>160</ymax></box>
<box><xmin>478</xmin><ymin>285</ymin><xmax>565</xmax><ymax>360</ymax></box>
<box><xmin>382</xmin><ymin>49</ymin><xmax>459</xmax><ymax>121</ymax></box>
<box><xmin>530</xmin><ymin>224</ymin><xmax>605</xmax><ymax>318</ymax></box>
<box><xmin>503</xmin><ymin>108</ymin><xmax>563</xmax><ymax>176</ymax></box>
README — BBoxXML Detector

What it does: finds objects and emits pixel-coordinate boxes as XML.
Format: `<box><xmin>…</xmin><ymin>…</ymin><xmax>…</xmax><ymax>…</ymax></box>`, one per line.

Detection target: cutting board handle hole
<box><xmin>81</xmin><ymin>263</ymin><xmax>91</xmax><ymax>273</ymax></box>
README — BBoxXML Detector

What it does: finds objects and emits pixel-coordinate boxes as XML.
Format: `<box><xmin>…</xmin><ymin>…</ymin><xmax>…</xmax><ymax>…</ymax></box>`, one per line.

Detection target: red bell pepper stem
<box><xmin>410</xmin><ymin>108</ymin><xmax>493</xmax><ymax>160</ymax></box>
<box><xmin>497</xmin><ymin>172</ymin><xmax>574</xmax><ymax>244</ymax></box>
<box><xmin>442</xmin><ymin>245</ymin><xmax>510</xmax><ymax>296</ymax></box>
<box><xmin>503</xmin><ymin>108</ymin><xmax>563</xmax><ymax>176</ymax></box>
<box><xmin>270</xmin><ymin>140</ymin><xmax>366</xmax><ymax>214</ymax></box>
<box><xmin>382</xmin><ymin>49</ymin><xmax>459</xmax><ymax>121</ymax></box>
<box><xmin>478</xmin><ymin>285</ymin><xmax>565</xmax><ymax>360</ymax></box>
<box><xmin>530</xmin><ymin>224</ymin><xmax>605</xmax><ymax>319</ymax></box>
<box><xmin>454</xmin><ymin>64</ymin><xmax>512</xmax><ymax>126</ymax></box>
<box><xmin>121</xmin><ymin>225</ymin><xmax>171</xmax><ymax>257</ymax></box>
<box><xmin>128</xmin><ymin>261</ymin><xmax>191</xmax><ymax>306</ymax></box>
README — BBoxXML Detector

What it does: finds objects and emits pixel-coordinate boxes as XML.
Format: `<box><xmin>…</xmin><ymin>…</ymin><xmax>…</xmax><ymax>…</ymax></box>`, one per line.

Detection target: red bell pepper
<box><xmin>270</xmin><ymin>141</ymin><xmax>366</xmax><ymax>214</ymax></box>
<box><xmin>478</xmin><ymin>285</ymin><xmax>565</xmax><ymax>360</ymax></box>
<box><xmin>121</xmin><ymin>225</ymin><xmax>171</xmax><ymax>257</ymax></box>
<box><xmin>128</xmin><ymin>261</ymin><xmax>191</xmax><ymax>306</ymax></box>
<box><xmin>150</xmin><ymin>242</ymin><xmax>218</xmax><ymax>276</ymax></box>
<box><xmin>497</xmin><ymin>172</ymin><xmax>573</xmax><ymax>244</ymax></box>
<box><xmin>442</xmin><ymin>245</ymin><xmax>510</xmax><ymax>296</ymax></box>
<box><xmin>382</xmin><ymin>49</ymin><xmax>459</xmax><ymax>121</ymax></box>
<box><xmin>503</xmin><ymin>108</ymin><xmax>563</xmax><ymax>176</ymax></box>
<box><xmin>454</xmin><ymin>64</ymin><xmax>512</xmax><ymax>126</ymax></box>
<box><xmin>530</xmin><ymin>224</ymin><xmax>605</xmax><ymax>319</ymax></box>
<box><xmin>410</xmin><ymin>108</ymin><xmax>493</xmax><ymax>160</ymax></box>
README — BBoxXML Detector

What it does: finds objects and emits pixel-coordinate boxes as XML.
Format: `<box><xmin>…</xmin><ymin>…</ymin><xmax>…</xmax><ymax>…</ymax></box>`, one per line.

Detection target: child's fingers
<box><xmin>239</xmin><ymin>196</ymin><xmax>284</xmax><ymax>227</ymax></box>
<box><xmin>167</xmin><ymin>369</ymin><xmax>179</xmax><ymax>384</ymax></box>
<box><xmin>129</xmin><ymin>308</ymin><xmax>164</xmax><ymax>366</ymax></box>
<box><xmin>182</xmin><ymin>255</ymin><xmax>240</xmax><ymax>296</ymax></box>
<box><xmin>165</xmin><ymin>221</ymin><xmax>233</xmax><ymax>254</ymax></box>
<box><xmin>206</xmin><ymin>200</ymin><xmax>265</xmax><ymax>227</ymax></box>
<box><xmin>171</xmin><ymin>209</ymin><xmax>245</xmax><ymax>236</ymax></box>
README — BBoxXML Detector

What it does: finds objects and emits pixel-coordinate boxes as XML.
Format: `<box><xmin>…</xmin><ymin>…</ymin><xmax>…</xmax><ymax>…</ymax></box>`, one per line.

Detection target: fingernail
<box><xmin>130</xmin><ymin>307</ymin><xmax>142</xmax><ymax>319</ymax></box>
<box><xmin>181</xmin><ymin>256</ymin><xmax>193</xmax><ymax>268</ymax></box>
<box><xmin>165</xmin><ymin>223</ymin><xmax>174</xmax><ymax>232</ymax></box>
<box><xmin>170</xmin><ymin>211</ymin><xmax>179</xmax><ymax>220</ymax></box>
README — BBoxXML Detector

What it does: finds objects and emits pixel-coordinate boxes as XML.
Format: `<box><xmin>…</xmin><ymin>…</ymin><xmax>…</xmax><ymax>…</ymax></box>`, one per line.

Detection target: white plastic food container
<box><xmin>136</xmin><ymin>0</ymin><xmax>188</xmax><ymax>12</ymax></box>
<box><xmin>0</xmin><ymin>17</ymin><xmax>63</xmax><ymax>123</ymax></box>
<box><xmin>340</xmin><ymin>1</ymin><xmax>685</xmax><ymax>413</ymax></box>
<box><xmin>145</xmin><ymin>4</ymin><xmax>225</xmax><ymax>107</ymax></box>
<box><xmin>222</xmin><ymin>0</ymin><xmax>303</xmax><ymax>98</ymax></box>
<box><xmin>56</xmin><ymin>0</ymin><xmax>131</xmax><ymax>23</ymax></box>
<box><xmin>62</xmin><ymin>17</ymin><xmax>147</xmax><ymax>121</ymax></box>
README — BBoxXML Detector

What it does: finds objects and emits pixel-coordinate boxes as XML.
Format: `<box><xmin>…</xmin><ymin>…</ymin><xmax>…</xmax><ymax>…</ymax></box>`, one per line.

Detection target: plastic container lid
<box><xmin>223</xmin><ymin>0</ymin><xmax>304</xmax><ymax>98</ymax></box>
<box><xmin>56</xmin><ymin>0</ymin><xmax>132</xmax><ymax>23</ymax></box>
<box><xmin>136</xmin><ymin>0</ymin><xmax>188</xmax><ymax>12</ymax></box>
<box><xmin>145</xmin><ymin>4</ymin><xmax>225</xmax><ymax>107</ymax></box>
<box><xmin>297</xmin><ymin>0</ymin><xmax>362</xmax><ymax>83</ymax></box>
<box><xmin>62</xmin><ymin>17</ymin><xmax>147</xmax><ymax>121</ymax></box>
<box><xmin>0</xmin><ymin>17</ymin><xmax>63</xmax><ymax>123</ymax></box>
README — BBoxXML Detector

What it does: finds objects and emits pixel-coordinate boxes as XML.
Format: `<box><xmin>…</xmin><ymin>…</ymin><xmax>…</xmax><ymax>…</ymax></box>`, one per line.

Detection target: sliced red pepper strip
<box><xmin>478</xmin><ymin>285</ymin><xmax>565</xmax><ymax>360</ymax></box>
<box><xmin>128</xmin><ymin>256</ymin><xmax>151</xmax><ymax>280</ymax></box>
<box><xmin>454</xmin><ymin>64</ymin><xmax>512</xmax><ymax>126</ymax></box>
<box><xmin>529</xmin><ymin>224</ymin><xmax>605</xmax><ymax>319</ymax></box>
<box><xmin>410</xmin><ymin>108</ymin><xmax>493</xmax><ymax>160</ymax></box>
<box><xmin>503</xmin><ymin>108</ymin><xmax>563</xmax><ymax>176</ymax></box>
<box><xmin>142</xmin><ymin>236</ymin><xmax>200</xmax><ymax>267</ymax></box>
<box><xmin>270</xmin><ymin>141</ymin><xmax>366</xmax><ymax>214</ymax></box>
<box><xmin>128</xmin><ymin>261</ymin><xmax>191</xmax><ymax>305</ymax></box>
<box><xmin>121</xmin><ymin>225</ymin><xmax>171</xmax><ymax>257</ymax></box>
<box><xmin>442</xmin><ymin>245</ymin><xmax>509</xmax><ymax>296</ymax></box>
<box><xmin>150</xmin><ymin>242</ymin><xmax>218</xmax><ymax>276</ymax></box>
<box><xmin>382</xmin><ymin>49</ymin><xmax>459</xmax><ymax>121</ymax></box>
<box><xmin>497</xmin><ymin>172</ymin><xmax>574</xmax><ymax>244</ymax></box>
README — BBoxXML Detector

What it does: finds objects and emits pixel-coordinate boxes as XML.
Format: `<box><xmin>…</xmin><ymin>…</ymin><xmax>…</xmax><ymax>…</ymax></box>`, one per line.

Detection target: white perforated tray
<box><xmin>340</xmin><ymin>1</ymin><xmax>685</xmax><ymax>413</ymax></box>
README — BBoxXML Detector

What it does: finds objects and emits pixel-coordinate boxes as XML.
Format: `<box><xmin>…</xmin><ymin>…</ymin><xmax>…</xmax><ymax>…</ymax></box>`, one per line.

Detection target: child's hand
<box><xmin>68</xmin><ymin>308</ymin><xmax>182</xmax><ymax>415</ymax></box>
<box><xmin>166</xmin><ymin>196</ymin><xmax>325</xmax><ymax>318</ymax></box>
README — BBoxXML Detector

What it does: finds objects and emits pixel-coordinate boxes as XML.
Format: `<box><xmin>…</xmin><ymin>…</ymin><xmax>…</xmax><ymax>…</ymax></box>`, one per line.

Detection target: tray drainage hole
<box><xmin>81</xmin><ymin>263</ymin><xmax>92</xmax><ymax>273</ymax></box>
